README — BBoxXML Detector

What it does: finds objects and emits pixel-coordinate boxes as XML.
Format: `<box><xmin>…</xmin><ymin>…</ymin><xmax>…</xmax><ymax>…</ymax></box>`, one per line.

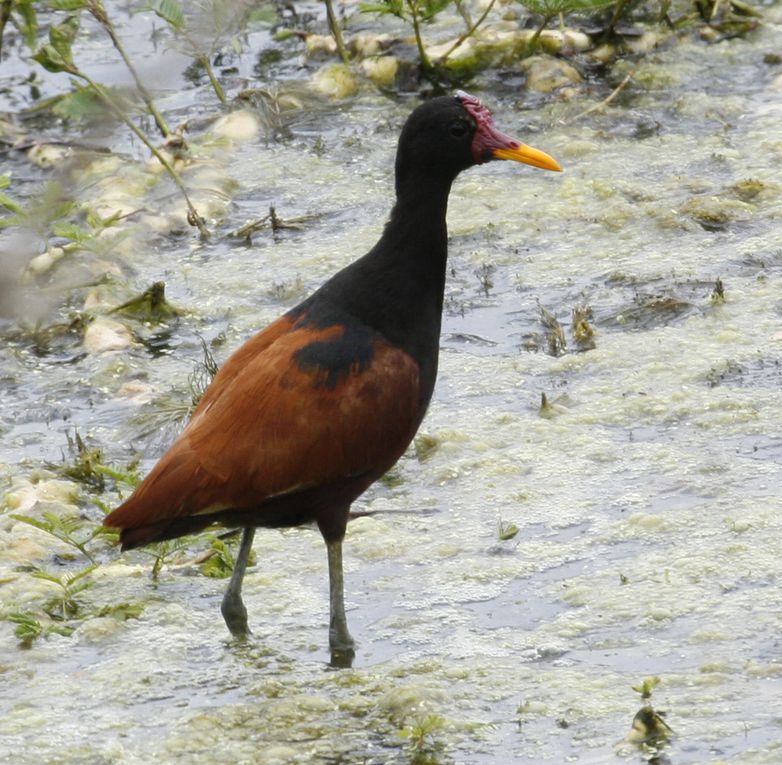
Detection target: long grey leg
<box><xmin>221</xmin><ymin>526</ymin><xmax>255</xmax><ymax>638</ymax></box>
<box><xmin>326</xmin><ymin>537</ymin><xmax>355</xmax><ymax>667</ymax></box>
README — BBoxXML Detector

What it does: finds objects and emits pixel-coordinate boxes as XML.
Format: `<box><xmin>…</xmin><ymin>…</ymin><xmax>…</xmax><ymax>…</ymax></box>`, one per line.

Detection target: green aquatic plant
<box><xmin>58</xmin><ymin>431</ymin><xmax>141</xmax><ymax>493</ymax></box>
<box><xmin>139</xmin><ymin>533</ymin><xmax>254</xmax><ymax>582</ymax></box>
<box><xmin>0</xmin><ymin>0</ymin><xmax>37</xmax><ymax>59</ymax></box>
<box><xmin>152</xmin><ymin>0</ymin><xmax>223</xmax><ymax>104</ymax></box>
<box><xmin>433</xmin><ymin>0</ymin><xmax>498</xmax><ymax>67</ymax></box>
<box><xmin>139</xmin><ymin>538</ymin><xmax>192</xmax><ymax>582</ymax></box>
<box><xmin>60</xmin><ymin>431</ymin><xmax>109</xmax><ymax>493</ymax></box>
<box><xmin>86</xmin><ymin>0</ymin><xmax>172</xmax><ymax>135</ymax></box>
<box><xmin>632</xmin><ymin>675</ymin><xmax>660</xmax><ymax>700</ymax></box>
<box><xmin>1</xmin><ymin>181</ymin><xmax>128</xmax><ymax>287</ymax></box>
<box><xmin>0</xmin><ymin>180</ymin><xmax>77</xmax><ymax>235</ymax></box>
<box><xmin>32</xmin><ymin>563</ymin><xmax>98</xmax><ymax>620</ymax></box>
<box><xmin>497</xmin><ymin>518</ymin><xmax>520</xmax><ymax>541</ymax></box>
<box><xmin>110</xmin><ymin>282</ymin><xmax>181</xmax><ymax>322</ymax></box>
<box><xmin>188</xmin><ymin>336</ymin><xmax>220</xmax><ymax>407</ymax></box>
<box><xmin>6</xmin><ymin>612</ymin><xmax>44</xmax><ymax>647</ymax></box>
<box><xmin>199</xmin><ymin>537</ymin><xmax>236</xmax><ymax>578</ymax></box>
<box><xmin>0</xmin><ymin>173</ymin><xmax>23</xmax><ymax>215</ymax></box>
<box><xmin>3</xmin><ymin>589</ymin><xmax>142</xmax><ymax>647</ymax></box>
<box><xmin>95</xmin><ymin>601</ymin><xmax>144</xmax><ymax>620</ymax></box>
<box><xmin>50</xmin><ymin>210</ymin><xmax>125</xmax><ymax>249</ymax></box>
<box><xmin>11</xmin><ymin>510</ymin><xmax>99</xmax><ymax>563</ymax></box>
<box><xmin>32</xmin><ymin>12</ymin><xmax>208</xmax><ymax>237</ymax></box>
<box><xmin>5</xmin><ymin>611</ymin><xmax>74</xmax><ymax>647</ymax></box>
<box><xmin>324</xmin><ymin>0</ymin><xmax>350</xmax><ymax>64</ymax></box>
<box><xmin>627</xmin><ymin>705</ymin><xmax>674</xmax><ymax>745</ymax></box>
<box><xmin>13</xmin><ymin>0</ymin><xmax>169</xmax><ymax>134</ymax></box>
<box><xmin>710</xmin><ymin>277</ymin><xmax>725</xmax><ymax>304</ymax></box>
<box><xmin>397</xmin><ymin>712</ymin><xmax>447</xmax><ymax>760</ymax></box>
<box><xmin>515</xmin><ymin>0</ymin><xmax>617</xmax><ymax>49</ymax></box>
<box><xmin>200</xmin><ymin>534</ymin><xmax>256</xmax><ymax>578</ymax></box>
<box><xmin>360</xmin><ymin>0</ymin><xmax>502</xmax><ymax>74</ymax></box>
<box><xmin>10</xmin><ymin>434</ymin><xmax>135</xmax><ymax>570</ymax></box>
<box><xmin>360</xmin><ymin>0</ymin><xmax>453</xmax><ymax>72</ymax></box>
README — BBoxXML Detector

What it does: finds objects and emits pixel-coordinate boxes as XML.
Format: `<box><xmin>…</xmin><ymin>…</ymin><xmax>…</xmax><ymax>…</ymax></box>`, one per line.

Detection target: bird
<box><xmin>104</xmin><ymin>91</ymin><xmax>561</xmax><ymax>666</ymax></box>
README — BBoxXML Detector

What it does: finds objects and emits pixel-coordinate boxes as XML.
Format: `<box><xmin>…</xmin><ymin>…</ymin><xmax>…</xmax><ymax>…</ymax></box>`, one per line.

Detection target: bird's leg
<box><xmin>221</xmin><ymin>526</ymin><xmax>255</xmax><ymax>638</ymax></box>
<box><xmin>325</xmin><ymin>537</ymin><xmax>355</xmax><ymax>668</ymax></box>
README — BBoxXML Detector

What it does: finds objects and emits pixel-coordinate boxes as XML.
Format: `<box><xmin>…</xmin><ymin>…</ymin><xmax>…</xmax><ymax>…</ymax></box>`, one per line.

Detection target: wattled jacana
<box><xmin>104</xmin><ymin>92</ymin><xmax>561</xmax><ymax>666</ymax></box>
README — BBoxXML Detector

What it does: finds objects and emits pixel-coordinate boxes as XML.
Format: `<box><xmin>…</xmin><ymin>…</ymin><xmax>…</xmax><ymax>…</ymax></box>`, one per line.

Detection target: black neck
<box><xmin>315</xmin><ymin>174</ymin><xmax>453</xmax><ymax>342</ymax></box>
<box><xmin>299</xmin><ymin>174</ymin><xmax>455</xmax><ymax>400</ymax></box>
<box><xmin>379</xmin><ymin>174</ymin><xmax>452</xmax><ymax>289</ymax></box>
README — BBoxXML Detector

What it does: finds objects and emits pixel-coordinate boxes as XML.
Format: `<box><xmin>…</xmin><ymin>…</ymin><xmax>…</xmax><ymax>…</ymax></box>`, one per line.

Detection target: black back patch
<box><xmin>293</xmin><ymin>324</ymin><xmax>376</xmax><ymax>390</ymax></box>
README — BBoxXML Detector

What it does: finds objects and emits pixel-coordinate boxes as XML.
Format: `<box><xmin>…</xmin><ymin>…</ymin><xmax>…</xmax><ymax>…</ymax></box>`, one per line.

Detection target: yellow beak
<box><xmin>492</xmin><ymin>143</ymin><xmax>562</xmax><ymax>172</ymax></box>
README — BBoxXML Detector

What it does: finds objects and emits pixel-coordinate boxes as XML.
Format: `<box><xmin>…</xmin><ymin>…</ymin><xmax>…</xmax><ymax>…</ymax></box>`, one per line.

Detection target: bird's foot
<box><xmin>329</xmin><ymin>645</ymin><xmax>355</xmax><ymax>669</ymax></box>
<box><xmin>329</xmin><ymin>636</ymin><xmax>355</xmax><ymax>668</ymax></box>
<box><xmin>329</xmin><ymin>626</ymin><xmax>355</xmax><ymax>668</ymax></box>
<box><xmin>221</xmin><ymin>594</ymin><xmax>250</xmax><ymax>639</ymax></box>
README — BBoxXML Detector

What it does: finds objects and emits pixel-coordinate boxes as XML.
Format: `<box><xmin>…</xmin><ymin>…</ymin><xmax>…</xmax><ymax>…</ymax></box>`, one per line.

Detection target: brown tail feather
<box><xmin>117</xmin><ymin>515</ymin><xmax>217</xmax><ymax>550</ymax></box>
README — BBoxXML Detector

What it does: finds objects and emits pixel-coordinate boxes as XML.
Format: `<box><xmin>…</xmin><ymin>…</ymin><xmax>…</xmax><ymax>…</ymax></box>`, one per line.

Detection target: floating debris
<box><xmin>523</xmin><ymin>54</ymin><xmax>582</xmax><ymax>94</ymax></box>
<box><xmin>624</xmin><ymin>705</ymin><xmax>674</xmax><ymax>746</ymax></box>
<box><xmin>230</xmin><ymin>206</ymin><xmax>323</xmax><ymax>244</ymax></box>
<box><xmin>538</xmin><ymin>302</ymin><xmax>567</xmax><ymax>356</ymax></box>
<box><xmin>211</xmin><ymin>110</ymin><xmax>261</xmax><ymax>143</ymax></box>
<box><xmin>497</xmin><ymin>519</ymin><xmax>520</xmax><ymax>541</ymax></box>
<box><xmin>608</xmin><ymin>294</ymin><xmax>695</xmax><ymax>330</ymax></box>
<box><xmin>539</xmin><ymin>391</ymin><xmax>571</xmax><ymax>418</ymax></box>
<box><xmin>572</xmin><ymin>304</ymin><xmax>596</xmax><ymax>349</ymax></box>
<box><xmin>83</xmin><ymin>316</ymin><xmax>136</xmax><ymax>353</ymax></box>
<box><xmin>618</xmin><ymin>677</ymin><xmax>674</xmax><ymax>761</ymax></box>
<box><xmin>310</xmin><ymin>63</ymin><xmax>358</xmax><ymax>100</ymax></box>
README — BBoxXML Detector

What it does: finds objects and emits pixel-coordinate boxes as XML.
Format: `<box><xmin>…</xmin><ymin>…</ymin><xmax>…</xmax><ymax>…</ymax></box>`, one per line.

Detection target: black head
<box><xmin>394</xmin><ymin>92</ymin><xmax>561</xmax><ymax>195</ymax></box>
<box><xmin>394</xmin><ymin>96</ymin><xmax>477</xmax><ymax>191</ymax></box>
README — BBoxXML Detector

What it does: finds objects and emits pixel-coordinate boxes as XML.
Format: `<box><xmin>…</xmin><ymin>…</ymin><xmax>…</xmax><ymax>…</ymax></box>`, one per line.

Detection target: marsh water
<box><xmin>1</xmin><ymin>2</ymin><xmax>782</xmax><ymax>764</ymax></box>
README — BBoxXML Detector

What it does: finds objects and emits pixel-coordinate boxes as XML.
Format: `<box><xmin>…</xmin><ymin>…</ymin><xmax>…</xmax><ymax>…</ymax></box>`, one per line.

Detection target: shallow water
<box><xmin>2</xmin><ymin>3</ymin><xmax>782</xmax><ymax>764</ymax></box>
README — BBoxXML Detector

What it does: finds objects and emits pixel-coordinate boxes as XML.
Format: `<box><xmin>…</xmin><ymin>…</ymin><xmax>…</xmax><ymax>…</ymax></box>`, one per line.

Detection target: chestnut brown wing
<box><xmin>105</xmin><ymin>320</ymin><xmax>421</xmax><ymax>536</ymax></box>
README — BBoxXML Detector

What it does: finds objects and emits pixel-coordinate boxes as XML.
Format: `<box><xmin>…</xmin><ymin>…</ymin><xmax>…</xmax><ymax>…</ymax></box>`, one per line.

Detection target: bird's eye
<box><xmin>449</xmin><ymin>121</ymin><xmax>468</xmax><ymax>138</ymax></box>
